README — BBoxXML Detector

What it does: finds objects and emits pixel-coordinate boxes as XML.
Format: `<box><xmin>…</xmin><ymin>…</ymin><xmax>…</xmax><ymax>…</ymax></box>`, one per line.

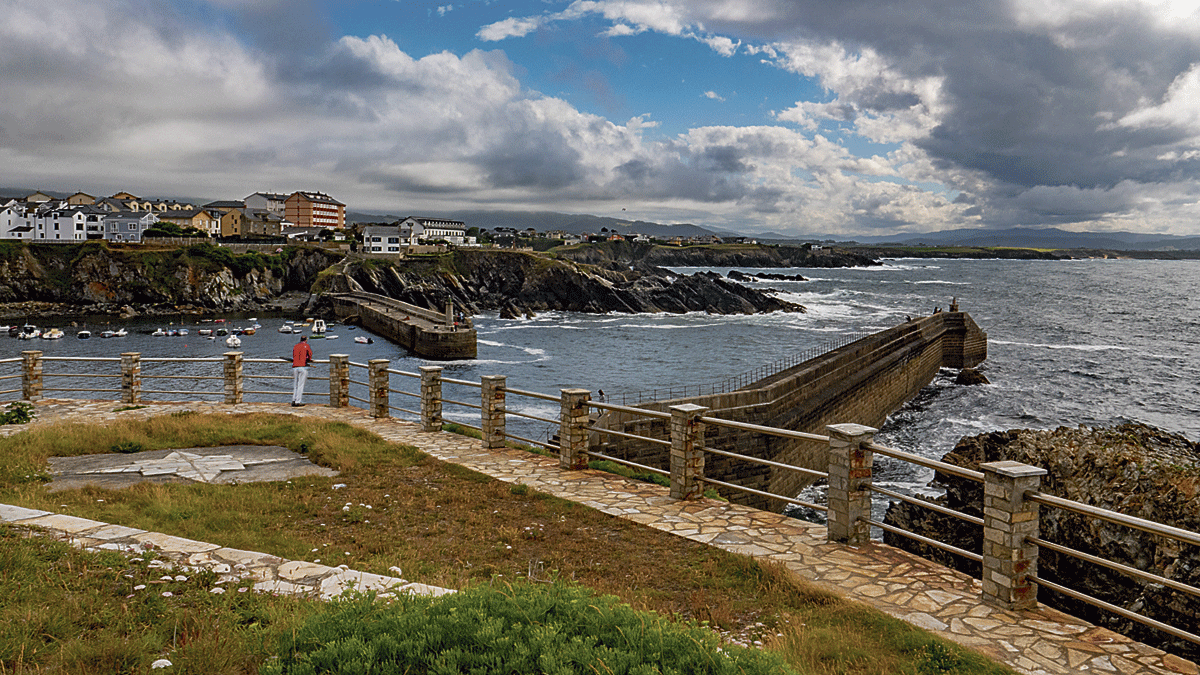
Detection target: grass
<box><xmin>0</xmin><ymin>412</ymin><xmax>1015</xmax><ymax>675</ymax></box>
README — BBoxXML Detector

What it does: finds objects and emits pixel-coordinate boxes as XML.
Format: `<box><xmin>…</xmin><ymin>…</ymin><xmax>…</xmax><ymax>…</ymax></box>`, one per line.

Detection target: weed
<box><xmin>0</xmin><ymin>401</ymin><xmax>34</xmax><ymax>425</ymax></box>
<box><xmin>112</xmin><ymin>441</ymin><xmax>145</xmax><ymax>454</ymax></box>
<box><xmin>113</xmin><ymin>405</ymin><xmax>148</xmax><ymax>412</ymax></box>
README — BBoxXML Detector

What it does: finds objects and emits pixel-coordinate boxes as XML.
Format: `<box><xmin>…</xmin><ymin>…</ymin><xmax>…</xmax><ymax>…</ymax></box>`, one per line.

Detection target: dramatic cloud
<box><xmin>2</xmin><ymin>0</ymin><xmax>1199</xmax><ymax>235</ymax></box>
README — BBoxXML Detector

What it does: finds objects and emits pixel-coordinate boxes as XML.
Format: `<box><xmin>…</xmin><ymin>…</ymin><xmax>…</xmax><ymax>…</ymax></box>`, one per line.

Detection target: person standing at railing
<box><xmin>292</xmin><ymin>335</ymin><xmax>313</xmax><ymax>407</ymax></box>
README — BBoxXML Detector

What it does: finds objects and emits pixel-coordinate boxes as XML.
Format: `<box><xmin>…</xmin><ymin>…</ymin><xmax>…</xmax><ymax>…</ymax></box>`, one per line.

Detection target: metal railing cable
<box><xmin>862</xmin><ymin>516</ymin><xmax>983</xmax><ymax>563</ymax></box>
<box><xmin>1029</xmin><ymin>573</ymin><xmax>1200</xmax><ymax>647</ymax></box>
<box><xmin>585</xmin><ymin>449</ymin><xmax>670</xmax><ymax>478</ymax></box>
<box><xmin>589</xmin><ymin>425</ymin><xmax>672</xmax><ymax>447</ymax></box>
<box><xmin>867</xmin><ymin>485</ymin><xmax>984</xmax><ymax>526</ymax></box>
<box><xmin>702</xmin><ymin>445</ymin><xmax>828</xmax><ymax>479</ymax></box>
<box><xmin>1026</xmin><ymin>491</ymin><xmax>1200</xmax><ymax>548</ymax></box>
<box><xmin>866</xmin><ymin>442</ymin><xmax>985</xmax><ymax>482</ymax></box>
<box><xmin>1027</xmin><ymin>535</ymin><xmax>1200</xmax><ymax>600</ymax></box>
<box><xmin>699</xmin><ymin>475</ymin><xmax>827</xmax><ymax>512</ymax></box>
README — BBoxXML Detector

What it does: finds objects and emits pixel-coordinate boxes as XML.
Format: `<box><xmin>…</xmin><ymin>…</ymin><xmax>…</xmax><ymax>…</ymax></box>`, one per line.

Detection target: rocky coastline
<box><xmin>553</xmin><ymin>241</ymin><xmax>879</xmax><ymax>269</ymax></box>
<box><xmin>882</xmin><ymin>423</ymin><xmax>1200</xmax><ymax>660</ymax></box>
<box><xmin>324</xmin><ymin>249</ymin><xmax>806</xmax><ymax>317</ymax></box>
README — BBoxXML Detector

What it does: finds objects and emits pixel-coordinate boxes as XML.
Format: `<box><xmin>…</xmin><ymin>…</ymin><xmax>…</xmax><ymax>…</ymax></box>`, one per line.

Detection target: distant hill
<box><xmin>347</xmin><ymin>209</ymin><xmax>719</xmax><ymax>239</ymax></box>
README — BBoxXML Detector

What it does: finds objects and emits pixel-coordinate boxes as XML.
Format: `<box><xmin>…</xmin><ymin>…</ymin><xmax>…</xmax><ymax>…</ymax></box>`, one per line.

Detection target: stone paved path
<box><xmin>2</xmin><ymin>399</ymin><xmax>1196</xmax><ymax>675</ymax></box>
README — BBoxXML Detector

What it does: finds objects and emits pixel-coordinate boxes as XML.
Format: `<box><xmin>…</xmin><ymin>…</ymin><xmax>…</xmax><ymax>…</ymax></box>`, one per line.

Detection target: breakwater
<box><xmin>593</xmin><ymin>309</ymin><xmax>988</xmax><ymax>509</ymax></box>
<box><xmin>327</xmin><ymin>292</ymin><xmax>476</xmax><ymax>360</ymax></box>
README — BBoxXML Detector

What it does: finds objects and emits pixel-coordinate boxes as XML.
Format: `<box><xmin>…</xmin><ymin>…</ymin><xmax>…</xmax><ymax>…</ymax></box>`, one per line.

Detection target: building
<box><xmin>104</xmin><ymin>211</ymin><xmax>159</xmax><ymax>243</ymax></box>
<box><xmin>66</xmin><ymin>192</ymin><xmax>95</xmax><ymax>206</ymax></box>
<box><xmin>156</xmin><ymin>207</ymin><xmax>218</xmax><ymax>234</ymax></box>
<box><xmin>397</xmin><ymin>216</ymin><xmax>468</xmax><ymax>245</ymax></box>
<box><xmin>241</xmin><ymin>208</ymin><xmax>284</xmax><ymax>237</ymax></box>
<box><xmin>362</xmin><ymin>224</ymin><xmax>405</xmax><ymax>253</ymax></box>
<box><xmin>244</xmin><ymin>192</ymin><xmax>289</xmax><ymax>216</ymax></box>
<box><xmin>284</xmin><ymin>191</ymin><xmax>345</xmax><ymax>229</ymax></box>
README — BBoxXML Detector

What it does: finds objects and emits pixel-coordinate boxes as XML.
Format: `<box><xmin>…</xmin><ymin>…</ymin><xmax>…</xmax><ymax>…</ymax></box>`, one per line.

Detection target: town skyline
<box><xmin>2</xmin><ymin>0</ymin><xmax>1199</xmax><ymax>238</ymax></box>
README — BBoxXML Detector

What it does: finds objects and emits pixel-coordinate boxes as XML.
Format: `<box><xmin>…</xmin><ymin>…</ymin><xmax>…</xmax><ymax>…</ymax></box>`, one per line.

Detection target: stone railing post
<box><xmin>223</xmin><ymin>352</ymin><xmax>243</xmax><ymax>404</ymax></box>
<box><xmin>368</xmin><ymin>359</ymin><xmax>389</xmax><ymax>418</ymax></box>
<box><xmin>21</xmin><ymin>350</ymin><xmax>42</xmax><ymax>402</ymax></box>
<box><xmin>981</xmin><ymin>460</ymin><xmax>1047</xmax><ymax>610</ymax></box>
<box><xmin>121</xmin><ymin>352</ymin><xmax>141</xmax><ymax>404</ymax></box>
<box><xmin>481</xmin><ymin>375</ymin><xmax>506</xmax><ymax>449</ymax></box>
<box><xmin>328</xmin><ymin>354</ymin><xmax>349</xmax><ymax>408</ymax></box>
<box><xmin>669</xmin><ymin>403</ymin><xmax>708</xmax><ymax>500</ymax></box>
<box><xmin>420</xmin><ymin>366</ymin><xmax>442</xmax><ymax>431</ymax></box>
<box><xmin>558</xmin><ymin>388</ymin><xmax>591</xmax><ymax>470</ymax></box>
<box><xmin>826</xmin><ymin>423</ymin><xmax>877</xmax><ymax>545</ymax></box>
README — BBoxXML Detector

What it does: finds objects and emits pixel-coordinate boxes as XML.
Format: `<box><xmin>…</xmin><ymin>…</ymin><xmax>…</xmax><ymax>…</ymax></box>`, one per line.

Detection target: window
<box><xmin>388</xmin><ymin>237</ymin><xmax>399</xmax><ymax>243</ymax></box>
<box><xmin>128</xmin><ymin>223</ymin><xmax>136</xmax><ymax>230</ymax></box>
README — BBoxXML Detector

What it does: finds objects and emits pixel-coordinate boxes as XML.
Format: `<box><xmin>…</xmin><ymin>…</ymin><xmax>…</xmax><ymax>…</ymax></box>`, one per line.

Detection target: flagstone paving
<box><xmin>2</xmin><ymin>399</ymin><xmax>1197</xmax><ymax>675</ymax></box>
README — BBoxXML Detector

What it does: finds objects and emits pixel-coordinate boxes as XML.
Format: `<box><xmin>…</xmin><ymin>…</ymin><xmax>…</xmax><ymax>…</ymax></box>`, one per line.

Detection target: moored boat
<box><xmin>225</xmin><ymin>335</ymin><xmax>241</xmax><ymax>348</ymax></box>
<box><xmin>41</xmin><ymin>328</ymin><xmax>65</xmax><ymax>340</ymax></box>
<box><xmin>151</xmin><ymin>328</ymin><xmax>167</xmax><ymax>337</ymax></box>
<box><xmin>77</xmin><ymin>330</ymin><xmax>91</xmax><ymax>339</ymax></box>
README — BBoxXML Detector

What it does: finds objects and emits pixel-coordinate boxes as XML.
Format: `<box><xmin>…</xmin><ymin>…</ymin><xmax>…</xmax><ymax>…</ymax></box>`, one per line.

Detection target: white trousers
<box><xmin>292</xmin><ymin>366</ymin><xmax>309</xmax><ymax>404</ymax></box>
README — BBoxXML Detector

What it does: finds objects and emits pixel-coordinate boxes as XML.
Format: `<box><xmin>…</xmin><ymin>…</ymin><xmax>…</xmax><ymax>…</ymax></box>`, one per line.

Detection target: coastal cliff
<box><xmin>329</xmin><ymin>249</ymin><xmax>804</xmax><ymax>316</ymax></box>
<box><xmin>0</xmin><ymin>241</ymin><xmax>341</xmax><ymax>317</ymax></box>
<box><xmin>883</xmin><ymin>423</ymin><xmax>1200</xmax><ymax>660</ymax></box>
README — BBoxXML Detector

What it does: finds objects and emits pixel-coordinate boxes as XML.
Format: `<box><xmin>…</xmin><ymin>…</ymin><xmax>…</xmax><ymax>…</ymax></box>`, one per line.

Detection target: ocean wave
<box><xmin>911</xmin><ymin>280</ymin><xmax>972</xmax><ymax>285</ymax></box>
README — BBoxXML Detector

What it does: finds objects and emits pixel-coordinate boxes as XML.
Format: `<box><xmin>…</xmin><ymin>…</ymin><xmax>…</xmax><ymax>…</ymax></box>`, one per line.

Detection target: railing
<box><xmin>5</xmin><ymin>350</ymin><xmax>1198</xmax><ymax>654</ymax></box>
<box><xmin>610</xmin><ymin>330</ymin><xmax>872</xmax><ymax>404</ymax></box>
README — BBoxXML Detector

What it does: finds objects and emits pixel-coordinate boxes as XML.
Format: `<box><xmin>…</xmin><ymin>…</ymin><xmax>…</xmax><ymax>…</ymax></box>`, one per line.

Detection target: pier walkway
<box><xmin>1</xmin><ymin>399</ymin><xmax>1195</xmax><ymax>675</ymax></box>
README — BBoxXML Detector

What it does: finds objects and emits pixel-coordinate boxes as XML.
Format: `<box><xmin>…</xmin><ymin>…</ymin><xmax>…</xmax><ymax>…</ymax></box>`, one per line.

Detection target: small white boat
<box><xmin>113</xmin><ymin>328</ymin><xmax>128</xmax><ymax>337</ymax></box>
<box><xmin>77</xmin><ymin>330</ymin><xmax>91</xmax><ymax>339</ymax></box>
<box><xmin>198</xmin><ymin>329</ymin><xmax>212</xmax><ymax>336</ymax></box>
<box><xmin>18</xmin><ymin>325</ymin><xmax>39</xmax><ymax>340</ymax></box>
<box><xmin>100</xmin><ymin>330</ymin><xmax>115</xmax><ymax>338</ymax></box>
<box><xmin>151</xmin><ymin>328</ymin><xmax>167</xmax><ymax>337</ymax></box>
<box><xmin>178</xmin><ymin>328</ymin><xmax>189</xmax><ymax>336</ymax></box>
<box><xmin>278</xmin><ymin>325</ymin><xmax>294</xmax><ymax>333</ymax></box>
<box><xmin>312</xmin><ymin>319</ymin><xmax>327</xmax><ymax>334</ymax></box>
<box><xmin>41</xmin><ymin>328</ymin><xmax>65</xmax><ymax>340</ymax></box>
<box><xmin>354</xmin><ymin>336</ymin><xmax>373</xmax><ymax>344</ymax></box>
<box><xmin>225</xmin><ymin>335</ymin><xmax>241</xmax><ymax>348</ymax></box>
<box><xmin>325</xmin><ymin>334</ymin><xmax>339</xmax><ymax>340</ymax></box>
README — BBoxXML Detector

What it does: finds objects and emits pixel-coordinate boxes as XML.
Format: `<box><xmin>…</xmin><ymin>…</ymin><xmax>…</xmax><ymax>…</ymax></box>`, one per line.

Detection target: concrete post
<box><xmin>445</xmin><ymin>299</ymin><xmax>454</xmax><ymax>328</ymax></box>
<box><xmin>558</xmin><ymin>388</ymin><xmax>591</xmax><ymax>470</ymax></box>
<box><xmin>826</xmin><ymin>423</ymin><xmax>877</xmax><ymax>545</ymax></box>
<box><xmin>981</xmin><ymin>460</ymin><xmax>1047</xmax><ymax>610</ymax></box>
<box><xmin>420</xmin><ymin>366</ymin><xmax>442</xmax><ymax>432</ymax></box>
<box><xmin>328</xmin><ymin>354</ymin><xmax>349</xmax><ymax>408</ymax></box>
<box><xmin>481</xmin><ymin>375</ymin><xmax>506</xmax><ymax>449</ymax></box>
<box><xmin>368</xmin><ymin>359</ymin><xmax>389</xmax><ymax>418</ymax></box>
<box><xmin>669</xmin><ymin>404</ymin><xmax>708</xmax><ymax>500</ymax></box>
<box><xmin>21</xmin><ymin>350</ymin><xmax>42</xmax><ymax>402</ymax></box>
<box><xmin>223</xmin><ymin>352</ymin><xmax>243</xmax><ymax>404</ymax></box>
<box><xmin>120</xmin><ymin>352</ymin><xmax>141</xmax><ymax>404</ymax></box>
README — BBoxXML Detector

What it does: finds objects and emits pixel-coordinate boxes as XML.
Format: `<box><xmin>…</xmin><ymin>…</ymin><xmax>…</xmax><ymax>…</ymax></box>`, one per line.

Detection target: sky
<box><xmin>2</xmin><ymin>0</ymin><xmax>1200</xmax><ymax>237</ymax></box>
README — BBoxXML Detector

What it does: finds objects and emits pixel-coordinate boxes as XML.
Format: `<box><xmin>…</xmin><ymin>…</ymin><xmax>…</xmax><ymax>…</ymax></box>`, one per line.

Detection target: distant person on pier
<box><xmin>292</xmin><ymin>335</ymin><xmax>313</xmax><ymax>407</ymax></box>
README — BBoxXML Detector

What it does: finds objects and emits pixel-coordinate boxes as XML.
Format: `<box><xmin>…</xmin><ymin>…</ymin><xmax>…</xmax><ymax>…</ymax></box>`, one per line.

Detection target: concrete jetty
<box><xmin>328</xmin><ymin>291</ymin><xmax>476</xmax><ymax>360</ymax></box>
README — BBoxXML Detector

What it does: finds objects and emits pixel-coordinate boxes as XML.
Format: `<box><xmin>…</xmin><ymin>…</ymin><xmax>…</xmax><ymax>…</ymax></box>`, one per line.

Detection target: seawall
<box><xmin>595</xmin><ymin>311</ymin><xmax>988</xmax><ymax>509</ymax></box>
<box><xmin>328</xmin><ymin>292</ymin><xmax>477</xmax><ymax>360</ymax></box>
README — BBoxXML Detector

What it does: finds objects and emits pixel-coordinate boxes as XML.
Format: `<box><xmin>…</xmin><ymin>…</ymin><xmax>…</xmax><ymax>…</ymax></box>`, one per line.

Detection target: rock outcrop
<box><xmin>334</xmin><ymin>250</ymin><xmax>804</xmax><ymax>317</ymax></box>
<box><xmin>883</xmin><ymin>423</ymin><xmax>1200</xmax><ymax>660</ymax></box>
<box><xmin>0</xmin><ymin>242</ymin><xmax>342</xmax><ymax>317</ymax></box>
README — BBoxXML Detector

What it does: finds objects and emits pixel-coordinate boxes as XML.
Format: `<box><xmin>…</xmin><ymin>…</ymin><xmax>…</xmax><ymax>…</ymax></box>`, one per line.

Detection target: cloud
<box><xmin>703</xmin><ymin>91</ymin><xmax>725</xmax><ymax>102</ymax></box>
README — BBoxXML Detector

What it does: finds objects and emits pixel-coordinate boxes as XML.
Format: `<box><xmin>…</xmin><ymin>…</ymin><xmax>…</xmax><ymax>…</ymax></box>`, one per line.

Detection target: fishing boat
<box><xmin>18</xmin><ymin>325</ymin><xmax>40</xmax><ymax>340</ymax></box>
<box><xmin>354</xmin><ymin>336</ymin><xmax>373</xmax><ymax>344</ymax></box>
<box><xmin>41</xmin><ymin>328</ymin><xmax>65</xmax><ymax>340</ymax></box>
<box><xmin>100</xmin><ymin>330</ymin><xmax>115</xmax><ymax>338</ymax></box>
<box><xmin>113</xmin><ymin>328</ymin><xmax>128</xmax><ymax>337</ymax></box>
<box><xmin>225</xmin><ymin>335</ymin><xmax>241</xmax><ymax>348</ymax></box>
<box><xmin>151</xmin><ymin>328</ymin><xmax>167</xmax><ymax>337</ymax></box>
<box><xmin>325</xmin><ymin>334</ymin><xmax>339</xmax><ymax>340</ymax></box>
<box><xmin>178</xmin><ymin>328</ymin><xmax>189</xmax><ymax>336</ymax></box>
<box><xmin>77</xmin><ymin>330</ymin><xmax>91</xmax><ymax>339</ymax></box>
<box><xmin>312</xmin><ymin>319</ymin><xmax>327</xmax><ymax>335</ymax></box>
<box><xmin>216</xmin><ymin>327</ymin><xmax>228</xmax><ymax>336</ymax></box>
<box><xmin>278</xmin><ymin>325</ymin><xmax>294</xmax><ymax>333</ymax></box>
<box><xmin>198</xmin><ymin>329</ymin><xmax>212</xmax><ymax>336</ymax></box>
<box><xmin>242</xmin><ymin>327</ymin><xmax>255</xmax><ymax>336</ymax></box>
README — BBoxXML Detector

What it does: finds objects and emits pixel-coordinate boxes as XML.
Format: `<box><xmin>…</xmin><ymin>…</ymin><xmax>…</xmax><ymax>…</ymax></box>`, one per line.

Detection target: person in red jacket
<box><xmin>292</xmin><ymin>335</ymin><xmax>313</xmax><ymax>407</ymax></box>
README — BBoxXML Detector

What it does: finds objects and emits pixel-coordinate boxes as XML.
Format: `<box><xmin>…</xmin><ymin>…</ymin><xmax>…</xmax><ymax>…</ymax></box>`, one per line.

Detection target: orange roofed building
<box><xmin>284</xmin><ymin>191</ymin><xmax>345</xmax><ymax>229</ymax></box>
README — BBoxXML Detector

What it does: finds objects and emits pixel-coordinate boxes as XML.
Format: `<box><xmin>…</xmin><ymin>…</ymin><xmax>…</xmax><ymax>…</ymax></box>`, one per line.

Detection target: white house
<box><xmin>362</xmin><ymin>224</ymin><xmax>404</xmax><ymax>253</ymax></box>
<box><xmin>244</xmin><ymin>192</ymin><xmax>289</xmax><ymax>215</ymax></box>
<box><xmin>398</xmin><ymin>217</ymin><xmax>467</xmax><ymax>245</ymax></box>
<box><xmin>0</xmin><ymin>202</ymin><xmax>32</xmax><ymax>239</ymax></box>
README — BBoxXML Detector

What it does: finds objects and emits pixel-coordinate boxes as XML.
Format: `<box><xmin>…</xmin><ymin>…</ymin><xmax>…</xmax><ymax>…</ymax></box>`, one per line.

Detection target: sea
<box><xmin>7</xmin><ymin>257</ymin><xmax>1199</xmax><ymax>501</ymax></box>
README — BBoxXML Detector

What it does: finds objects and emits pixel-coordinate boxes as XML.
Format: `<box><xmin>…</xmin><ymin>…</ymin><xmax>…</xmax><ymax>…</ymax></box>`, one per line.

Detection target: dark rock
<box><xmin>343</xmin><ymin>250</ymin><xmax>805</xmax><ymax>317</ymax></box>
<box><xmin>883</xmin><ymin>423</ymin><xmax>1200</xmax><ymax>661</ymax></box>
<box><xmin>954</xmin><ymin>368</ymin><xmax>990</xmax><ymax>385</ymax></box>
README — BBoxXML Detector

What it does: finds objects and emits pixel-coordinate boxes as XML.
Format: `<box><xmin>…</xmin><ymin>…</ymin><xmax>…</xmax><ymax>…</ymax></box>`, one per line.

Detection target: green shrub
<box><xmin>0</xmin><ymin>402</ymin><xmax>34</xmax><ymax>425</ymax></box>
<box><xmin>111</xmin><ymin>441</ymin><xmax>145</xmax><ymax>454</ymax></box>
<box><xmin>265</xmin><ymin>582</ymin><xmax>796</xmax><ymax>675</ymax></box>
<box><xmin>588</xmin><ymin>459</ymin><xmax>671</xmax><ymax>487</ymax></box>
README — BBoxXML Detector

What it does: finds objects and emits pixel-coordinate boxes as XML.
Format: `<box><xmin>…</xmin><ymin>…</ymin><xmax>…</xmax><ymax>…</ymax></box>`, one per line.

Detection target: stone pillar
<box><xmin>120</xmin><ymin>352</ymin><xmax>141</xmax><ymax>404</ymax></box>
<box><xmin>368</xmin><ymin>359</ymin><xmax>389</xmax><ymax>418</ymax></box>
<box><xmin>328</xmin><ymin>354</ymin><xmax>349</xmax><ymax>408</ymax></box>
<box><xmin>558</xmin><ymin>388</ymin><xmax>591</xmax><ymax>470</ymax></box>
<box><xmin>481</xmin><ymin>375</ymin><xmax>506</xmax><ymax>449</ymax></box>
<box><xmin>445</xmin><ymin>299</ymin><xmax>455</xmax><ymax>327</ymax></box>
<box><xmin>981</xmin><ymin>460</ymin><xmax>1047</xmax><ymax>610</ymax></box>
<box><xmin>669</xmin><ymin>404</ymin><xmax>708</xmax><ymax>500</ymax></box>
<box><xmin>223</xmin><ymin>352</ymin><xmax>243</xmax><ymax>404</ymax></box>
<box><xmin>826</xmin><ymin>423</ymin><xmax>877</xmax><ymax>545</ymax></box>
<box><xmin>420</xmin><ymin>366</ymin><xmax>442</xmax><ymax>431</ymax></box>
<box><xmin>21</xmin><ymin>350</ymin><xmax>42</xmax><ymax>402</ymax></box>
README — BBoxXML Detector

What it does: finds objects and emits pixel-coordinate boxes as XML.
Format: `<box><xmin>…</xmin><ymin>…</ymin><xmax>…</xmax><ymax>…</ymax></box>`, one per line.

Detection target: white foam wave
<box><xmin>991</xmin><ymin>339</ymin><xmax>1129</xmax><ymax>353</ymax></box>
<box><xmin>912</xmin><ymin>280</ymin><xmax>971</xmax><ymax>285</ymax></box>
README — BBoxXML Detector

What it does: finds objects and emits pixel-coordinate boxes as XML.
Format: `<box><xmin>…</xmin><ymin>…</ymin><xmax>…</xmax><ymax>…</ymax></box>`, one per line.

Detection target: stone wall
<box><xmin>594</xmin><ymin>311</ymin><xmax>987</xmax><ymax>510</ymax></box>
